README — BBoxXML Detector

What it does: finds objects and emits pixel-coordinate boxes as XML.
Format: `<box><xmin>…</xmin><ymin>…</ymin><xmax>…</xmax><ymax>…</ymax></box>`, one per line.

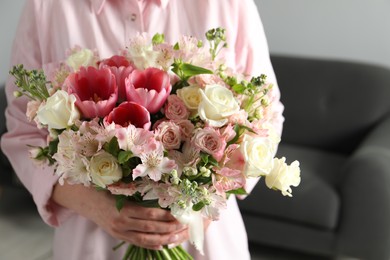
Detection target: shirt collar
<box><xmin>91</xmin><ymin>0</ymin><xmax>169</xmax><ymax>14</ymax></box>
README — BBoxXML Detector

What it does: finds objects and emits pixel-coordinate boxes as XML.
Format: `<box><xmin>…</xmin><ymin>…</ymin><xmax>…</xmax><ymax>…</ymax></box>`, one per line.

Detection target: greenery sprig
<box><xmin>206</xmin><ymin>27</ymin><xmax>228</xmax><ymax>61</ymax></box>
<box><xmin>9</xmin><ymin>64</ymin><xmax>50</xmax><ymax>101</ymax></box>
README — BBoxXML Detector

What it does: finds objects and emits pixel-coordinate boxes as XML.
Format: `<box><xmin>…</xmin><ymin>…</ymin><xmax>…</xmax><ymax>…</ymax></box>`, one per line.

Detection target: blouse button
<box><xmin>130</xmin><ymin>13</ymin><xmax>137</xmax><ymax>21</ymax></box>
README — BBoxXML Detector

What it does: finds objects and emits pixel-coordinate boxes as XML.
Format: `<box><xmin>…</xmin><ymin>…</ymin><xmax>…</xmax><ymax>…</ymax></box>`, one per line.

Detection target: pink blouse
<box><xmin>1</xmin><ymin>0</ymin><xmax>284</xmax><ymax>259</ymax></box>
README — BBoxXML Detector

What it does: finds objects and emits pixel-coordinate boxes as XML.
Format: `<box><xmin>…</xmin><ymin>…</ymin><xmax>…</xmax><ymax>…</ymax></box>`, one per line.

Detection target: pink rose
<box><xmin>65</xmin><ymin>66</ymin><xmax>118</xmax><ymax>119</ymax></box>
<box><xmin>173</xmin><ymin>119</ymin><xmax>194</xmax><ymax>140</ymax></box>
<box><xmin>104</xmin><ymin>101</ymin><xmax>151</xmax><ymax>129</ymax></box>
<box><xmin>155</xmin><ymin>121</ymin><xmax>182</xmax><ymax>150</ymax></box>
<box><xmin>99</xmin><ymin>55</ymin><xmax>135</xmax><ymax>101</ymax></box>
<box><xmin>164</xmin><ymin>95</ymin><xmax>190</xmax><ymax>120</ymax></box>
<box><xmin>192</xmin><ymin>127</ymin><xmax>226</xmax><ymax>162</ymax></box>
<box><xmin>213</xmin><ymin>167</ymin><xmax>246</xmax><ymax>195</ymax></box>
<box><xmin>125</xmin><ymin>68</ymin><xmax>172</xmax><ymax>114</ymax></box>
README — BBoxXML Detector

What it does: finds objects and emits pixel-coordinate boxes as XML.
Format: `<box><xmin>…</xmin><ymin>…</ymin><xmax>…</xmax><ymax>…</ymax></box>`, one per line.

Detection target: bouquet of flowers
<box><xmin>10</xmin><ymin>28</ymin><xmax>301</xmax><ymax>259</ymax></box>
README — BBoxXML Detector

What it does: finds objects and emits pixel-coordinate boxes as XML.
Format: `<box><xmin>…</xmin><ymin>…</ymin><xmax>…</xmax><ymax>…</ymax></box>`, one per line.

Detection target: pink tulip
<box><xmin>104</xmin><ymin>101</ymin><xmax>151</xmax><ymax>129</ymax></box>
<box><xmin>65</xmin><ymin>66</ymin><xmax>118</xmax><ymax>119</ymax></box>
<box><xmin>125</xmin><ymin>68</ymin><xmax>172</xmax><ymax>114</ymax></box>
<box><xmin>99</xmin><ymin>55</ymin><xmax>131</xmax><ymax>68</ymax></box>
<box><xmin>99</xmin><ymin>55</ymin><xmax>135</xmax><ymax>101</ymax></box>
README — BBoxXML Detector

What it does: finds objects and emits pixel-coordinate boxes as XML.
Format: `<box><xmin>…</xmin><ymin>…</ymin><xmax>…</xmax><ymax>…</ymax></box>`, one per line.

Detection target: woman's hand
<box><xmin>52</xmin><ymin>183</ymin><xmax>189</xmax><ymax>250</ymax></box>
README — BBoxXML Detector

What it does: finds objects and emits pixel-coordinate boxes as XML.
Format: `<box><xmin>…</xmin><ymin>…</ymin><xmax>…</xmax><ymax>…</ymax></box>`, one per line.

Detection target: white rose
<box><xmin>90</xmin><ymin>151</ymin><xmax>123</xmax><ymax>188</ymax></box>
<box><xmin>66</xmin><ymin>48</ymin><xmax>96</xmax><ymax>71</ymax></box>
<box><xmin>177</xmin><ymin>85</ymin><xmax>202</xmax><ymax>116</ymax></box>
<box><xmin>265</xmin><ymin>157</ymin><xmax>301</xmax><ymax>197</ymax></box>
<box><xmin>36</xmin><ymin>90</ymin><xmax>80</xmax><ymax>131</ymax></box>
<box><xmin>198</xmin><ymin>84</ymin><xmax>240</xmax><ymax>127</ymax></box>
<box><xmin>240</xmin><ymin>134</ymin><xmax>276</xmax><ymax>177</ymax></box>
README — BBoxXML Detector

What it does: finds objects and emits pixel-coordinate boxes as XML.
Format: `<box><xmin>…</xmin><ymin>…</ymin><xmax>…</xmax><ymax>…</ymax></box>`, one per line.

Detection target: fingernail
<box><xmin>168</xmin><ymin>234</ymin><xmax>179</xmax><ymax>243</ymax></box>
<box><xmin>168</xmin><ymin>243</ymin><xmax>176</xmax><ymax>249</ymax></box>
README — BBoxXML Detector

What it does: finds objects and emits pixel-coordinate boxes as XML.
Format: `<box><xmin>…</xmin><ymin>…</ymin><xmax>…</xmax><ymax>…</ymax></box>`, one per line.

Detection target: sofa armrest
<box><xmin>336</xmin><ymin>114</ymin><xmax>390</xmax><ymax>260</ymax></box>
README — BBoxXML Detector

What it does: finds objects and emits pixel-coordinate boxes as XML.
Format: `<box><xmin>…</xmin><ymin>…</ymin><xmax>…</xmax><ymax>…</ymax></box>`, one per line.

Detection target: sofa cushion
<box><xmin>238</xmin><ymin>143</ymin><xmax>346</xmax><ymax>230</ymax></box>
<box><xmin>271</xmin><ymin>56</ymin><xmax>390</xmax><ymax>154</ymax></box>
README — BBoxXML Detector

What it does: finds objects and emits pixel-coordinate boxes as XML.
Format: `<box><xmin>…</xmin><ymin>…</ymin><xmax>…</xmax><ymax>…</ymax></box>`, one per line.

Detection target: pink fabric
<box><xmin>1</xmin><ymin>0</ymin><xmax>284</xmax><ymax>259</ymax></box>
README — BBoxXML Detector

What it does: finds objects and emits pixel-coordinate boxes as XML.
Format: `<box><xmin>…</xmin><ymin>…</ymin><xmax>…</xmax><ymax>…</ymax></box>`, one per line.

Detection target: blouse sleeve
<box><xmin>1</xmin><ymin>0</ymin><xmax>71</xmax><ymax>227</ymax></box>
<box><xmin>233</xmin><ymin>0</ymin><xmax>285</xmax><ymax>195</ymax></box>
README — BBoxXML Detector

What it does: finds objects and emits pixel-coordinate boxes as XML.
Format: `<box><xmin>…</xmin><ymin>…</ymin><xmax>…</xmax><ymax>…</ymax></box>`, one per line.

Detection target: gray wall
<box><xmin>255</xmin><ymin>0</ymin><xmax>390</xmax><ymax>68</ymax></box>
<box><xmin>1</xmin><ymin>0</ymin><xmax>390</xmax><ymax>85</ymax></box>
<box><xmin>0</xmin><ymin>0</ymin><xmax>25</xmax><ymax>85</ymax></box>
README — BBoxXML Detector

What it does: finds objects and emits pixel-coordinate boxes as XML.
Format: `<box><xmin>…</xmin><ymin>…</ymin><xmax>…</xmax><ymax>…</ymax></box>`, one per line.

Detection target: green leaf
<box><xmin>104</xmin><ymin>137</ymin><xmax>120</xmax><ymax>157</ymax></box>
<box><xmin>118</xmin><ymin>150</ymin><xmax>133</xmax><ymax>164</ymax></box>
<box><xmin>48</xmin><ymin>138</ymin><xmax>59</xmax><ymax>155</ymax></box>
<box><xmin>180</xmin><ymin>63</ymin><xmax>213</xmax><ymax>78</ymax></box>
<box><xmin>207</xmin><ymin>156</ymin><xmax>219</xmax><ymax>167</ymax></box>
<box><xmin>152</xmin><ymin>33</ymin><xmax>165</xmax><ymax>45</ymax></box>
<box><xmin>226</xmin><ymin>187</ymin><xmax>248</xmax><ymax>195</ymax></box>
<box><xmin>171</xmin><ymin>60</ymin><xmax>213</xmax><ymax>82</ymax></box>
<box><xmin>200</xmin><ymin>153</ymin><xmax>209</xmax><ymax>165</ymax></box>
<box><xmin>192</xmin><ymin>201</ymin><xmax>206</xmax><ymax>211</ymax></box>
<box><xmin>227</xmin><ymin>124</ymin><xmax>256</xmax><ymax>146</ymax></box>
<box><xmin>115</xmin><ymin>195</ymin><xmax>127</xmax><ymax>211</ymax></box>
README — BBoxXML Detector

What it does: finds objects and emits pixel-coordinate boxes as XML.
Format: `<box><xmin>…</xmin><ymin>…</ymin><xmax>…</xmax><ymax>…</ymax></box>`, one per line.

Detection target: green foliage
<box><xmin>226</xmin><ymin>187</ymin><xmax>247</xmax><ymax>196</ymax></box>
<box><xmin>118</xmin><ymin>150</ymin><xmax>133</xmax><ymax>164</ymax></box>
<box><xmin>171</xmin><ymin>60</ymin><xmax>213</xmax><ymax>93</ymax></box>
<box><xmin>205</xmin><ymin>27</ymin><xmax>228</xmax><ymax>60</ymax></box>
<box><xmin>115</xmin><ymin>195</ymin><xmax>127</xmax><ymax>211</ymax></box>
<box><xmin>192</xmin><ymin>201</ymin><xmax>206</xmax><ymax>211</ymax></box>
<box><xmin>227</xmin><ymin>124</ymin><xmax>255</xmax><ymax>146</ymax></box>
<box><xmin>104</xmin><ymin>137</ymin><xmax>120</xmax><ymax>157</ymax></box>
<box><xmin>152</xmin><ymin>33</ymin><xmax>165</xmax><ymax>45</ymax></box>
<box><xmin>9</xmin><ymin>64</ymin><xmax>50</xmax><ymax>100</ymax></box>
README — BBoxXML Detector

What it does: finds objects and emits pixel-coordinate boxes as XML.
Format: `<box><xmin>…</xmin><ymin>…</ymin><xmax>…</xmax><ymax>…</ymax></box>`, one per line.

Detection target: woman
<box><xmin>1</xmin><ymin>0</ymin><xmax>284</xmax><ymax>259</ymax></box>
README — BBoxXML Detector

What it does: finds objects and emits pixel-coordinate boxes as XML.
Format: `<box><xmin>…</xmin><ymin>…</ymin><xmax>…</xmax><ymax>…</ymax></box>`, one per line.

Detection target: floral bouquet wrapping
<box><xmin>10</xmin><ymin>28</ymin><xmax>301</xmax><ymax>259</ymax></box>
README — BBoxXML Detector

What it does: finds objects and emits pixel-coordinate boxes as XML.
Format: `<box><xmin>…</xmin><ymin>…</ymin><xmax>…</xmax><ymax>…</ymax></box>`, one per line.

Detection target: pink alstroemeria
<box><xmin>125</xmin><ymin>68</ymin><xmax>172</xmax><ymax>114</ymax></box>
<box><xmin>115</xmin><ymin>124</ymin><xmax>154</xmax><ymax>153</ymax></box>
<box><xmin>104</xmin><ymin>101</ymin><xmax>151</xmax><ymax>129</ymax></box>
<box><xmin>132</xmin><ymin>139</ymin><xmax>177</xmax><ymax>181</ymax></box>
<box><xmin>213</xmin><ymin>167</ymin><xmax>246</xmax><ymax>195</ymax></box>
<box><xmin>99</xmin><ymin>55</ymin><xmax>134</xmax><ymax>101</ymax></box>
<box><xmin>65</xmin><ymin>66</ymin><xmax>118</xmax><ymax>119</ymax></box>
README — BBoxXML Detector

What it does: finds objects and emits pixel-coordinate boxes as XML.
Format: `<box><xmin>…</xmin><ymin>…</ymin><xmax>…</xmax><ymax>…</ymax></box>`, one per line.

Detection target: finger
<box><xmin>122</xmin><ymin>203</ymin><xmax>176</xmax><ymax>221</ymax></box>
<box><xmin>120</xmin><ymin>218</ymin><xmax>187</xmax><ymax>234</ymax></box>
<box><xmin>121</xmin><ymin>228</ymin><xmax>189</xmax><ymax>250</ymax></box>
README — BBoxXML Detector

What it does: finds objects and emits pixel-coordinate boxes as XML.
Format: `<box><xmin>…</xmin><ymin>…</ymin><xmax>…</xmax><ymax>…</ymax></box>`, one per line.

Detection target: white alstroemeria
<box><xmin>66</xmin><ymin>48</ymin><xmax>97</xmax><ymax>71</ymax></box>
<box><xmin>171</xmin><ymin>202</ymin><xmax>205</xmax><ymax>255</ymax></box>
<box><xmin>127</xmin><ymin>34</ymin><xmax>161</xmax><ymax>69</ymax></box>
<box><xmin>265</xmin><ymin>157</ymin><xmax>301</xmax><ymax>197</ymax></box>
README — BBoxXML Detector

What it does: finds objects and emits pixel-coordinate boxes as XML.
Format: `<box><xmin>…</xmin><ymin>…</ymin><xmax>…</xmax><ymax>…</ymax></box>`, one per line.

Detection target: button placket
<box><xmin>124</xmin><ymin>1</ymin><xmax>144</xmax><ymax>40</ymax></box>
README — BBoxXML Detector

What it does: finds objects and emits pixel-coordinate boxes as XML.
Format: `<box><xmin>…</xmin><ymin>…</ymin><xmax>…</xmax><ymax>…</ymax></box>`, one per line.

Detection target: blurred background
<box><xmin>1</xmin><ymin>1</ymin><xmax>390</xmax><ymax>260</ymax></box>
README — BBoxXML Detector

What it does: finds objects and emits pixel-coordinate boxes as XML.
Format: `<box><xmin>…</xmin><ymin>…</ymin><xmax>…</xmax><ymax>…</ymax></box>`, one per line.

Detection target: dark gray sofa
<box><xmin>238</xmin><ymin>55</ymin><xmax>390</xmax><ymax>260</ymax></box>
